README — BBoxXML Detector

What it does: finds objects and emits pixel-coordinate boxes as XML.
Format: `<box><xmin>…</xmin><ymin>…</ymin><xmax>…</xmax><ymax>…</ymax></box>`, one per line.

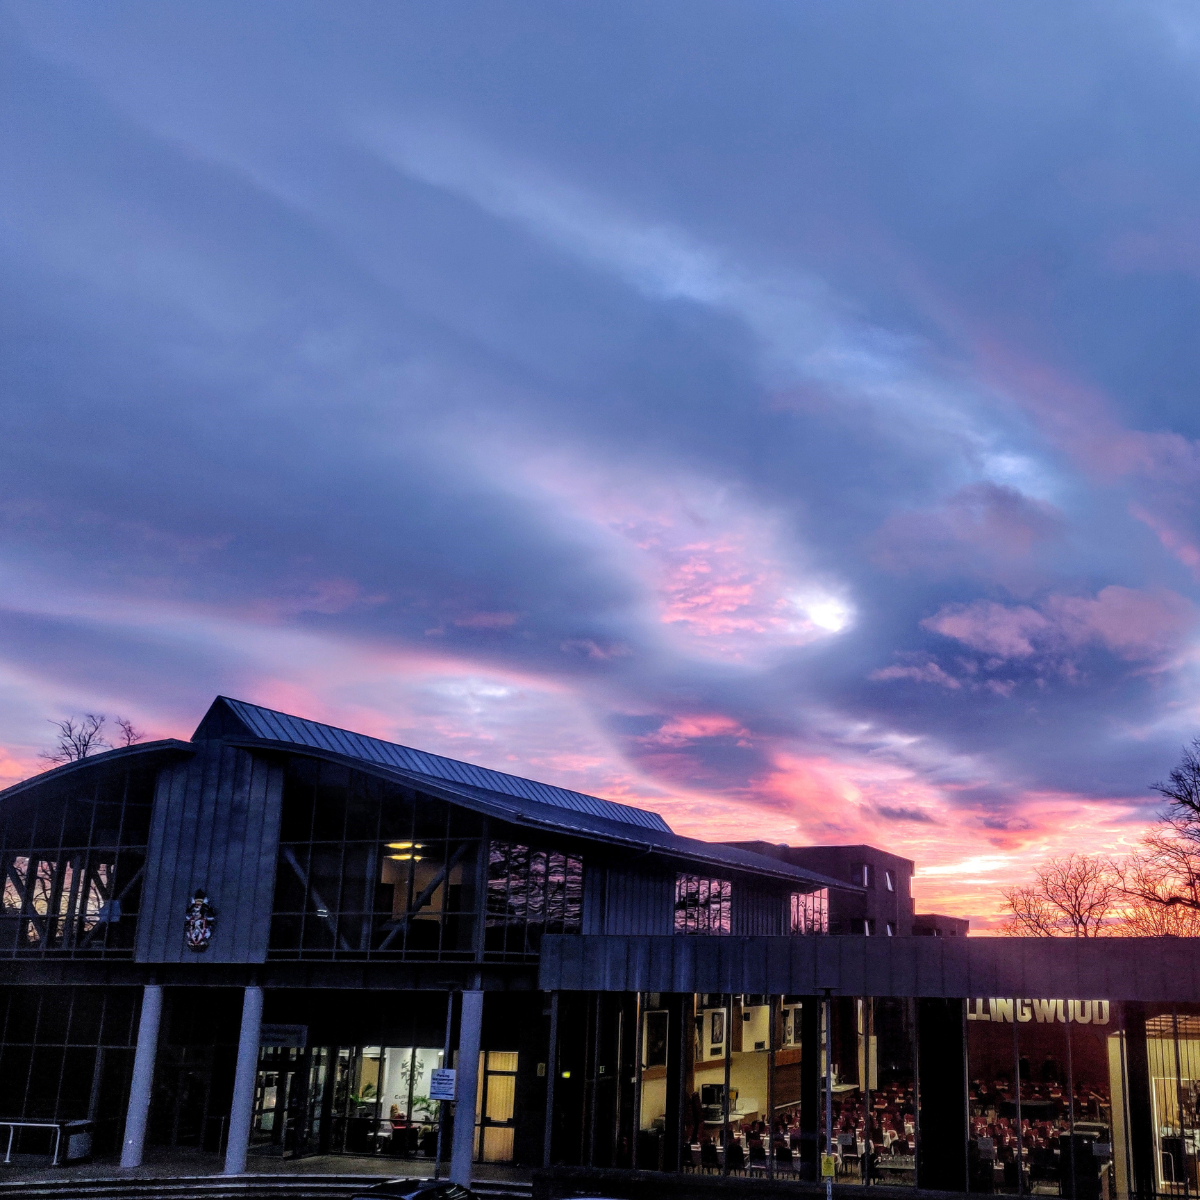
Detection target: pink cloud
<box><xmin>1129</xmin><ymin>503</ymin><xmax>1200</xmax><ymax>579</ymax></box>
<box><xmin>0</xmin><ymin>747</ymin><xmax>39</xmax><ymax>787</ymax></box>
<box><xmin>923</xmin><ymin>602</ymin><xmax>1050</xmax><ymax>658</ymax></box>
<box><xmin>869</xmin><ymin>660</ymin><xmax>962</xmax><ymax>689</ymax></box>
<box><xmin>497</xmin><ymin>458</ymin><xmax>852</xmax><ymax>661</ymax></box>
<box><xmin>923</xmin><ymin>585</ymin><xmax>1196</xmax><ymax>664</ymax></box>
<box><xmin>640</xmin><ymin>713</ymin><xmax>753</xmax><ymax>748</ymax></box>
<box><xmin>972</xmin><ymin>336</ymin><xmax>1200</xmax><ymax>487</ymax></box>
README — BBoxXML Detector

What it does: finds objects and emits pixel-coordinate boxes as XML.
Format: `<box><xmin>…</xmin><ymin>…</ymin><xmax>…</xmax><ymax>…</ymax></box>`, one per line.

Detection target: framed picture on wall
<box><xmin>644</xmin><ymin>1010</ymin><xmax>669</xmax><ymax>1069</ymax></box>
<box><xmin>710</xmin><ymin>1009</ymin><xmax>725</xmax><ymax>1049</ymax></box>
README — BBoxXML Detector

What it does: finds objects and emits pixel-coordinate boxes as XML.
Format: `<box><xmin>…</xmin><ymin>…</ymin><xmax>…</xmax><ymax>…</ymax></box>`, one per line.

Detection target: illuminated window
<box><xmin>270</xmin><ymin>759</ymin><xmax>481</xmax><ymax>961</ymax></box>
<box><xmin>673</xmin><ymin>875</ymin><xmax>731</xmax><ymax>934</ymax></box>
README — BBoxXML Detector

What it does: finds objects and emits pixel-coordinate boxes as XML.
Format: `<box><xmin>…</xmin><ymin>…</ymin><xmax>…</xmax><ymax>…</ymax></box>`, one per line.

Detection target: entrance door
<box><xmin>476</xmin><ymin>1051</ymin><xmax>519</xmax><ymax>1162</ymax></box>
<box><xmin>251</xmin><ymin>1047</ymin><xmax>304</xmax><ymax>1156</ymax></box>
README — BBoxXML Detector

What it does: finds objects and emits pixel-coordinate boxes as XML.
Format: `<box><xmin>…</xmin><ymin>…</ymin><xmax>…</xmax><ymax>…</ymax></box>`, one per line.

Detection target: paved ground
<box><xmin>0</xmin><ymin>1146</ymin><xmax>533</xmax><ymax>1186</ymax></box>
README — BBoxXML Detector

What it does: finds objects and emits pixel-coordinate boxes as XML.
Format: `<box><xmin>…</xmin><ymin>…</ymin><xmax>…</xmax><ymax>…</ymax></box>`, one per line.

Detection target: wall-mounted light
<box><xmin>386</xmin><ymin>842</ymin><xmax>424</xmax><ymax>850</ymax></box>
<box><xmin>389</xmin><ymin>854</ymin><xmax>423</xmax><ymax>861</ymax></box>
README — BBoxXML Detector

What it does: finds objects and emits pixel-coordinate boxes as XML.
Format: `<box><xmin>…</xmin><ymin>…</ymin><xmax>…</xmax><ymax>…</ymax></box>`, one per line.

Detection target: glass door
<box><xmin>476</xmin><ymin>1051</ymin><xmax>519</xmax><ymax>1162</ymax></box>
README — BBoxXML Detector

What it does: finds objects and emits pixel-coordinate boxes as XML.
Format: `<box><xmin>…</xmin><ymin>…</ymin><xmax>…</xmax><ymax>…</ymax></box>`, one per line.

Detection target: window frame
<box><xmin>673</xmin><ymin>874</ymin><xmax>732</xmax><ymax>935</ymax></box>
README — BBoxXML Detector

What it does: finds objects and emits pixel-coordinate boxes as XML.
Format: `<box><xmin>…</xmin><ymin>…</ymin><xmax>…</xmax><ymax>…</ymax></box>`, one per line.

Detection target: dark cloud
<box><xmin>2</xmin><ymin>2</ymin><xmax>1199</xmax><ymax>916</ymax></box>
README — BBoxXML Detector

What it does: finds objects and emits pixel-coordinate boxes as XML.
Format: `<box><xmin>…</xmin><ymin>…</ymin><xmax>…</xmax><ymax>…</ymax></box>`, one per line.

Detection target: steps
<box><xmin>0</xmin><ymin>1174</ymin><xmax>534</xmax><ymax>1200</ymax></box>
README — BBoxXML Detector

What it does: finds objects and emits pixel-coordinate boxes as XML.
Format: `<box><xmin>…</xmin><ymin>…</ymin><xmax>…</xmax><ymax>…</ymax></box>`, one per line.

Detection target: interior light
<box><xmin>386</xmin><ymin>841</ymin><xmax>424</xmax><ymax>850</ymax></box>
<box><xmin>388</xmin><ymin>854</ymin><xmax>423</xmax><ymax>861</ymax></box>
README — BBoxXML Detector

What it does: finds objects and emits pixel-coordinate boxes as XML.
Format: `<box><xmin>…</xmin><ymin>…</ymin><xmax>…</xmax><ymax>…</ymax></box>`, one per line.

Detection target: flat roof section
<box><xmin>538</xmin><ymin>932</ymin><xmax>1200</xmax><ymax>1001</ymax></box>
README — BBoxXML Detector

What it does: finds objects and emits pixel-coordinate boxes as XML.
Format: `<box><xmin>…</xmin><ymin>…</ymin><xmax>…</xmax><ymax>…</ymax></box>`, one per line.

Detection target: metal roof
<box><xmin>374</xmin><ymin>771</ymin><xmax>854</xmax><ymax>891</ymax></box>
<box><xmin>202</xmin><ymin>697</ymin><xmax>672</xmax><ymax>833</ymax></box>
<box><xmin>202</xmin><ymin>698</ymin><xmax>853</xmax><ymax>891</ymax></box>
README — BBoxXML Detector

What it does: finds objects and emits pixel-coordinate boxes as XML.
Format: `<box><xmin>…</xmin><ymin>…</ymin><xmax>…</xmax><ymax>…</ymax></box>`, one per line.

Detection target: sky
<box><xmin>4</xmin><ymin>3</ymin><xmax>1200</xmax><ymax>929</ymax></box>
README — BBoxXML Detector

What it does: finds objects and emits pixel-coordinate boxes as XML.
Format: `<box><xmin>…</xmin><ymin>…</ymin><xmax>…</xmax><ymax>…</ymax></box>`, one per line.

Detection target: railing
<box><xmin>2</xmin><ymin>1121</ymin><xmax>61</xmax><ymax>1165</ymax></box>
<box><xmin>0</xmin><ymin>1119</ymin><xmax>91</xmax><ymax>1167</ymax></box>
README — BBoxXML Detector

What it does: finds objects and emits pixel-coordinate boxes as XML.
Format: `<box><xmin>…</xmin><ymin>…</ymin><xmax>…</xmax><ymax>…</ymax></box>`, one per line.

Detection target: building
<box><xmin>913</xmin><ymin>912</ymin><xmax>970</xmax><ymax>937</ymax></box>
<box><xmin>0</xmin><ymin>696</ymin><xmax>849</xmax><ymax>1177</ymax></box>
<box><xmin>0</xmin><ymin>696</ymin><xmax>1192</xmax><ymax>1200</ymax></box>
<box><xmin>730</xmin><ymin>843</ymin><xmax>919</xmax><ymax>936</ymax></box>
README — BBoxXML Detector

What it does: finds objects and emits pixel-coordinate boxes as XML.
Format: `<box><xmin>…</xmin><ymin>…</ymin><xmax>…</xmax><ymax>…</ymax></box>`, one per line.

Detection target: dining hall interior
<box><xmin>542</xmin><ymin>989</ymin><xmax>1200</xmax><ymax>1200</ymax></box>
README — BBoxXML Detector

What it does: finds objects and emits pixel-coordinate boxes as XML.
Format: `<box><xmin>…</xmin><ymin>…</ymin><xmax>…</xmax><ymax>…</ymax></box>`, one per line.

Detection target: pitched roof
<box><xmin>196</xmin><ymin>696</ymin><xmax>672</xmax><ymax>833</ymax></box>
<box><xmin>195</xmin><ymin>698</ymin><xmax>853</xmax><ymax>890</ymax></box>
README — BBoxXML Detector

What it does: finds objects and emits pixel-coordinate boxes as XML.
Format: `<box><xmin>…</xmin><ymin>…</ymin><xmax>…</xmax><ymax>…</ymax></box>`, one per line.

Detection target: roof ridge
<box><xmin>214</xmin><ymin>697</ymin><xmax>673</xmax><ymax>834</ymax></box>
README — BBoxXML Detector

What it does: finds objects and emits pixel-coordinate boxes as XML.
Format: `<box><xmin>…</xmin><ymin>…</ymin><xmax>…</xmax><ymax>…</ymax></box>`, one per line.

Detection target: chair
<box><xmin>680</xmin><ymin>1143</ymin><xmax>696</xmax><ymax>1172</ymax></box>
<box><xmin>748</xmin><ymin>1141</ymin><xmax>768</xmax><ymax>1172</ymax></box>
<box><xmin>774</xmin><ymin>1144</ymin><xmax>795</xmax><ymax>1173</ymax></box>
<box><xmin>726</xmin><ymin>1142</ymin><xmax>746</xmax><ymax>1174</ymax></box>
<box><xmin>700</xmin><ymin>1141</ymin><xmax>720</xmax><ymax>1173</ymax></box>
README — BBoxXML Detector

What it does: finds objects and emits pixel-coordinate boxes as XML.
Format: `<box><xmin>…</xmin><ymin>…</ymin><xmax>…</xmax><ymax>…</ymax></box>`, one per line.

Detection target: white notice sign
<box><xmin>429</xmin><ymin>1068</ymin><xmax>456</xmax><ymax>1101</ymax></box>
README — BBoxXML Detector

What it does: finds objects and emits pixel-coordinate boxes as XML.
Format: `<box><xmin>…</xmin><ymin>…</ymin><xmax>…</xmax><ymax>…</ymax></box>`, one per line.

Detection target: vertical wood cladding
<box><xmin>601</xmin><ymin>866</ymin><xmax>674</xmax><ymax>935</ymax></box>
<box><xmin>137</xmin><ymin>743</ymin><xmax>283</xmax><ymax>964</ymax></box>
<box><xmin>733</xmin><ymin>883</ymin><xmax>788</xmax><ymax>935</ymax></box>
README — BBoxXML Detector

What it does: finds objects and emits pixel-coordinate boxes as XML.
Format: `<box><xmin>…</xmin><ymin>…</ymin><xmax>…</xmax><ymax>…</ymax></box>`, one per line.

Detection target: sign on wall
<box><xmin>967</xmin><ymin>999</ymin><xmax>1110</xmax><ymax>1025</ymax></box>
<box><xmin>429</xmin><ymin>1068</ymin><xmax>457</xmax><ymax>1101</ymax></box>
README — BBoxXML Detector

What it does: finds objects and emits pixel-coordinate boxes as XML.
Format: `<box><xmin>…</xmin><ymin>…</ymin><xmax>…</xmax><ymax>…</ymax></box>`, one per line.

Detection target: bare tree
<box><xmin>39</xmin><ymin>714</ymin><xmax>110</xmax><ymax>766</ymax></box>
<box><xmin>1098</xmin><ymin>740</ymin><xmax>1200</xmax><ymax>927</ymax></box>
<box><xmin>114</xmin><ymin>717</ymin><xmax>144</xmax><ymax>747</ymax></box>
<box><xmin>1151</xmin><ymin>738</ymin><xmax>1200</xmax><ymax>844</ymax></box>
<box><xmin>1001</xmin><ymin>854</ymin><xmax>1121</xmax><ymax>937</ymax></box>
<box><xmin>1115</xmin><ymin>827</ymin><xmax>1200</xmax><ymax>917</ymax></box>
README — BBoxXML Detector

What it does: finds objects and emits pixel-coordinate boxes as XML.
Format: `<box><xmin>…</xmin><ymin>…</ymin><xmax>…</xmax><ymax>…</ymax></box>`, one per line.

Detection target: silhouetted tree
<box><xmin>40</xmin><ymin>712</ymin><xmax>144</xmax><ymax>766</ymax></box>
<box><xmin>1108</xmin><ymin>741</ymin><xmax>1200</xmax><ymax>922</ymax></box>
<box><xmin>115</xmin><ymin>717</ymin><xmax>144</xmax><ymax>747</ymax></box>
<box><xmin>1001</xmin><ymin>854</ymin><xmax>1121</xmax><ymax>937</ymax></box>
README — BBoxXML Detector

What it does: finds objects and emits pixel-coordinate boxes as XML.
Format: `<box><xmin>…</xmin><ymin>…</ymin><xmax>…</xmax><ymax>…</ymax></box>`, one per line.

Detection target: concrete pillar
<box><xmin>223</xmin><ymin>985</ymin><xmax>263</xmax><ymax>1175</ymax></box>
<box><xmin>450</xmin><ymin>990</ymin><xmax>484</xmax><ymax>1185</ymax></box>
<box><xmin>120</xmin><ymin>984</ymin><xmax>163</xmax><ymax>1168</ymax></box>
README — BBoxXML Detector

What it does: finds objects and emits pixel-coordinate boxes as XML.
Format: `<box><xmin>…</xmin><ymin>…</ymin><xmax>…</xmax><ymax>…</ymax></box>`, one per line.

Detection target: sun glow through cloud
<box><xmin>3</xmin><ymin>4</ymin><xmax>1200</xmax><ymax>930</ymax></box>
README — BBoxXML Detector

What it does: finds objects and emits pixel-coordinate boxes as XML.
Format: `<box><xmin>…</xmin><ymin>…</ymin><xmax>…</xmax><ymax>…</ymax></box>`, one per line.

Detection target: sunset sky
<box><xmin>4</xmin><ymin>3</ymin><xmax>1200</xmax><ymax>929</ymax></box>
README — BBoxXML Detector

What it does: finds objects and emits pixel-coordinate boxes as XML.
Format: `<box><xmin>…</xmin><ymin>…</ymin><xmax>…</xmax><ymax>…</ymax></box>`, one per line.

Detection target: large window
<box><xmin>791</xmin><ymin>889</ymin><xmax>829</xmax><ymax>934</ymax></box>
<box><xmin>269</xmin><ymin>758</ymin><xmax>482</xmax><ymax>961</ymax></box>
<box><xmin>0</xmin><ymin>764</ymin><xmax>153</xmax><ymax>958</ymax></box>
<box><xmin>0</xmin><ymin>985</ymin><xmax>140</xmax><ymax>1156</ymax></box>
<box><xmin>484</xmin><ymin>842</ymin><xmax>583</xmax><ymax>958</ymax></box>
<box><xmin>674</xmin><ymin>875</ymin><xmax>732</xmax><ymax>934</ymax></box>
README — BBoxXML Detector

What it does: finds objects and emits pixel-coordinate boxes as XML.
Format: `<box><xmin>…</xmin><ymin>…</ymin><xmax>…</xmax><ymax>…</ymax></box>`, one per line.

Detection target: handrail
<box><xmin>1</xmin><ymin>1119</ymin><xmax>63</xmax><ymax>1165</ymax></box>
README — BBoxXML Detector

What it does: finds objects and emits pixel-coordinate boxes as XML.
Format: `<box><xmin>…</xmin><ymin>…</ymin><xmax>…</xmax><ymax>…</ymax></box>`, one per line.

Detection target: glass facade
<box><xmin>0</xmin><ymin>763</ymin><xmax>154</xmax><ymax>957</ymax></box>
<box><xmin>1142</xmin><ymin>1009</ymin><xmax>1200</xmax><ymax>1197</ymax></box>
<box><xmin>268</xmin><ymin>758</ymin><xmax>587</xmax><ymax>962</ymax></box>
<box><xmin>790</xmin><ymin>889</ymin><xmax>829</xmax><ymax>934</ymax></box>
<box><xmin>542</xmin><ymin>992</ymin><xmax>1200</xmax><ymax>1200</ymax></box>
<box><xmin>674</xmin><ymin>875</ymin><xmax>733</xmax><ymax>934</ymax></box>
<box><xmin>0</xmin><ymin>986</ymin><xmax>140</xmax><ymax>1156</ymax></box>
<box><xmin>485</xmin><ymin>843</ymin><xmax>583</xmax><ymax>958</ymax></box>
<box><xmin>269</xmin><ymin>758</ymin><xmax>482</xmax><ymax>960</ymax></box>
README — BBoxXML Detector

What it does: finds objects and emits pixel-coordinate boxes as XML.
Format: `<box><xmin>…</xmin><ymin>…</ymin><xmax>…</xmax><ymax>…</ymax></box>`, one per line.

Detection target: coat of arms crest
<box><xmin>184</xmin><ymin>889</ymin><xmax>216</xmax><ymax>952</ymax></box>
